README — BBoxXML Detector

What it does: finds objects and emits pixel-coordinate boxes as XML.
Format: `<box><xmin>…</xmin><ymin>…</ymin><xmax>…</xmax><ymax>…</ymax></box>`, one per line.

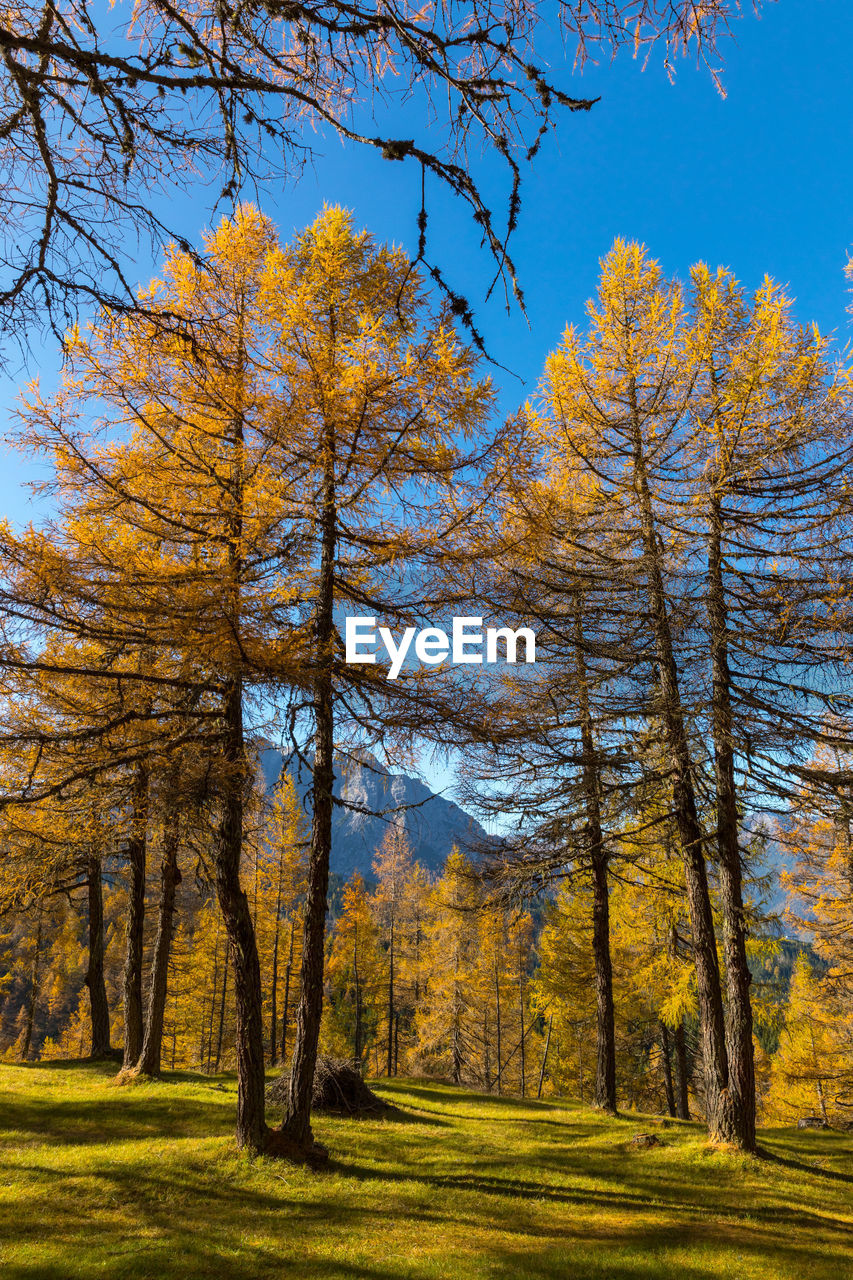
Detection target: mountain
<box><xmin>258</xmin><ymin>746</ymin><xmax>486</xmax><ymax>880</ymax></box>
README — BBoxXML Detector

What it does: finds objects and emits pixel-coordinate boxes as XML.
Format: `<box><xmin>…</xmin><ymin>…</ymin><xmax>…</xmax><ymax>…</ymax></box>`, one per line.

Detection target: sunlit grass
<box><xmin>1</xmin><ymin>1061</ymin><xmax>852</xmax><ymax>1279</ymax></box>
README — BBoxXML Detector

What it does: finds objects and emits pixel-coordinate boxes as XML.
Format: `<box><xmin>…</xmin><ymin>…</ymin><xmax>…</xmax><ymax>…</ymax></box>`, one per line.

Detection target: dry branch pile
<box><xmin>267</xmin><ymin>1057</ymin><xmax>387</xmax><ymax>1117</ymax></box>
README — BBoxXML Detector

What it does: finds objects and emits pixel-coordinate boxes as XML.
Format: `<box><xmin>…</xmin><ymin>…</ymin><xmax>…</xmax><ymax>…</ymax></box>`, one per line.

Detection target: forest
<box><xmin>1</xmin><ymin>2</ymin><xmax>852</xmax><ymax>1278</ymax></box>
<box><xmin>1</xmin><ymin>205</ymin><xmax>852</xmax><ymax>1152</ymax></box>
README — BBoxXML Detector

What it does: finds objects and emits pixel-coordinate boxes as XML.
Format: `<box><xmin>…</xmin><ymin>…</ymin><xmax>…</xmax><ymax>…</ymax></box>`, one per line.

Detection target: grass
<box><xmin>1</xmin><ymin>1063</ymin><xmax>852</xmax><ymax>1279</ymax></box>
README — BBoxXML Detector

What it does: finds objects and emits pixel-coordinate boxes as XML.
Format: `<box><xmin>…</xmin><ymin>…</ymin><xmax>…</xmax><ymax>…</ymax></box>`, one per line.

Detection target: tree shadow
<box><xmin>758</xmin><ymin>1143</ymin><xmax>853</xmax><ymax>1185</ymax></box>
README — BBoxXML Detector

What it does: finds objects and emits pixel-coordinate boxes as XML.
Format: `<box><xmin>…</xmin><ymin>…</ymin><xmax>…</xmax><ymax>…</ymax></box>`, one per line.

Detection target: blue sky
<box><xmin>3</xmin><ymin>0</ymin><xmax>850</xmax><ymax>527</ymax></box>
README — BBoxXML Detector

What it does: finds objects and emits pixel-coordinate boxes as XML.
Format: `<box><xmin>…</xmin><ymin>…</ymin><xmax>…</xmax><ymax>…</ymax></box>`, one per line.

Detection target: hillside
<box><xmin>2</xmin><ymin>1062</ymin><xmax>853</xmax><ymax>1280</ymax></box>
<box><xmin>259</xmin><ymin>745</ymin><xmax>486</xmax><ymax>879</ymax></box>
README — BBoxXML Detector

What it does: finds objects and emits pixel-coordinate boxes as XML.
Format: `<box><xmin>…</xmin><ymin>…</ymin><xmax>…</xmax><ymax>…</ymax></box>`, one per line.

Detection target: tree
<box><xmin>521</xmin><ymin>239</ymin><xmax>853</xmax><ymax>1148</ymax></box>
<box><xmin>270</xmin><ymin>207</ymin><xmax>495</xmax><ymax>1159</ymax></box>
<box><xmin>765</xmin><ymin>955</ymin><xmax>853</xmax><ymax>1124</ymax></box>
<box><xmin>325</xmin><ymin>874</ymin><xmax>382</xmax><ymax>1068</ymax></box>
<box><xmin>4</xmin><ymin>205</ymin><xmax>308</xmax><ymax>1148</ymax></box>
<box><xmin>414</xmin><ymin>849</ymin><xmax>480</xmax><ymax>1084</ymax></box>
<box><xmin>372</xmin><ymin>824</ymin><xmax>416</xmax><ymax>1077</ymax></box>
<box><xmin>0</xmin><ymin>2</ymin><xmax>750</xmax><ymax>337</ymax></box>
<box><xmin>258</xmin><ymin>771</ymin><xmax>310</xmax><ymax>1068</ymax></box>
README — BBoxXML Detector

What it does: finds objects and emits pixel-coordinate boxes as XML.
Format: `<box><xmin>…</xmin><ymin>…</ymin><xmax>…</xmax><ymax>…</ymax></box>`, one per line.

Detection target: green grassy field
<box><xmin>1</xmin><ymin>1062</ymin><xmax>852</xmax><ymax>1280</ymax></box>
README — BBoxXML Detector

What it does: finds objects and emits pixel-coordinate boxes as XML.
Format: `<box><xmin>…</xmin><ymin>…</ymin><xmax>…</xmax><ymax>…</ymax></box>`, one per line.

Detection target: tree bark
<box><xmin>660</xmin><ymin>1022</ymin><xmax>676</xmax><ymax>1117</ymax></box>
<box><xmin>122</xmin><ymin>762</ymin><xmax>149</xmax><ymax>1069</ymax></box>
<box><xmin>213</xmin><ymin>678</ymin><xmax>268</xmax><ymax>1150</ymax></box>
<box><xmin>707</xmin><ymin>492</ymin><xmax>756</xmax><ymax>1151</ymax></box>
<box><xmin>519</xmin><ymin>973</ymin><xmax>526</xmax><ymax>1098</ymax></box>
<box><xmin>537</xmin><ymin>1013</ymin><xmax>553</xmax><ymax>1099</ymax></box>
<box><xmin>674</xmin><ymin>1020</ymin><xmax>691</xmax><ymax>1119</ymax></box>
<box><xmin>281</xmin><ymin>918</ymin><xmax>295</xmax><ymax>1065</ymax></box>
<box><xmin>85</xmin><ymin>854</ymin><xmax>112</xmax><ymax>1058</ymax></box>
<box><xmin>269</xmin><ymin>853</ymin><xmax>284</xmax><ymax>1066</ymax></box>
<box><xmin>574</xmin><ymin>604</ymin><xmax>617</xmax><ymax>1114</ymax></box>
<box><xmin>210</xmin><ymin>312</ymin><xmax>268</xmax><ymax>1151</ymax></box>
<box><xmin>136</xmin><ymin>818</ymin><xmax>181</xmax><ymax>1076</ymax></box>
<box><xmin>494</xmin><ymin>961</ymin><xmax>502</xmax><ymax>1096</ymax></box>
<box><xmin>215</xmin><ymin>946</ymin><xmax>229</xmax><ymax>1072</ymax></box>
<box><xmin>630</xmin><ymin>396</ymin><xmax>732</xmax><ymax>1144</ymax></box>
<box><xmin>21</xmin><ymin>913</ymin><xmax>43</xmax><ymax>1061</ymax></box>
<box><xmin>282</xmin><ymin>398</ymin><xmax>337</xmax><ymax>1154</ymax></box>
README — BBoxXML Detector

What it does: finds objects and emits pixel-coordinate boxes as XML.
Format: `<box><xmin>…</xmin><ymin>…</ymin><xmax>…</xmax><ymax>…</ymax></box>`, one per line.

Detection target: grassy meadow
<box><xmin>1</xmin><ymin>1061</ymin><xmax>851</xmax><ymax>1280</ymax></box>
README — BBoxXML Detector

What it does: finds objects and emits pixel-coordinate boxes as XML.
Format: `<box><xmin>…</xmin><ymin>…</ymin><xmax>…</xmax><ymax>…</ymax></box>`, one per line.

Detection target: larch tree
<box><xmin>372</xmin><ymin>823</ymin><xmax>416</xmax><ymax>1077</ymax></box>
<box><xmin>414</xmin><ymin>848</ymin><xmax>480</xmax><ymax>1084</ymax></box>
<box><xmin>264</xmin><ymin>206</ymin><xmax>495</xmax><ymax>1160</ymax></box>
<box><xmin>0</xmin><ymin>0</ymin><xmax>751</xmax><ymax>337</ymax></box>
<box><xmin>325</xmin><ymin>873</ymin><xmax>382</xmax><ymax>1068</ymax></box>
<box><xmin>260</xmin><ymin>770</ymin><xmax>310</xmax><ymax>1069</ymax></box>
<box><xmin>4</xmin><ymin>205</ymin><xmax>308</xmax><ymax>1149</ymax></box>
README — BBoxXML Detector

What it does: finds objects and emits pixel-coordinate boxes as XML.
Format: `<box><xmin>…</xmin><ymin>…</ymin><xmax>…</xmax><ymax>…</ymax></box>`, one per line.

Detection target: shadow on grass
<box><xmin>759</xmin><ymin>1143</ymin><xmax>853</xmax><ymax>1185</ymax></box>
<box><xmin>0</xmin><ymin>1093</ymin><xmax>233</xmax><ymax>1145</ymax></box>
<box><xmin>375</xmin><ymin>1081</ymin><xmax>564</xmax><ymax>1113</ymax></box>
<box><xmin>265</xmin><ymin>1100</ymin><xmax>449</xmax><ymax>1129</ymax></box>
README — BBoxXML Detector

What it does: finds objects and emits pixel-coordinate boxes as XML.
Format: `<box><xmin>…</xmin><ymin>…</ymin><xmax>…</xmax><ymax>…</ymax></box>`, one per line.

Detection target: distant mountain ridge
<box><xmin>258</xmin><ymin>746</ymin><xmax>486</xmax><ymax>880</ymax></box>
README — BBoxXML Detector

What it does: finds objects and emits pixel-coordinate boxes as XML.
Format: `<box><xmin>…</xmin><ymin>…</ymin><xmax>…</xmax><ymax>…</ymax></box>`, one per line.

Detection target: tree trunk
<box><xmin>394</xmin><ymin>1011</ymin><xmax>399</xmax><ymax>1076</ymax></box>
<box><xmin>21</xmin><ymin>913</ymin><xmax>43</xmax><ymax>1061</ymax></box>
<box><xmin>537</xmin><ymin>1013</ymin><xmax>553</xmax><ymax>1099</ymax></box>
<box><xmin>213</xmin><ymin>686</ymin><xmax>267</xmax><ymax>1149</ymax></box>
<box><xmin>353</xmin><ymin>930</ymin><xmax>362</xmax><ymax>1066</ymax></box>
<box><xmin>122</xmin><ymin>762</ymin><xmax>149</xmax><ymax>1069</ymax></box>
<box><xmin>281</xmin><ymin>918</ymin><xmax>295</xmax><ymax>1065</ymax></box>
<box><xmin>386</xmin><ymin>918</ymin><xmax>395</xmax><ymax>1077</ymax></box>
<box><xmin>281</xmin><ymin>408</ymin><xmax>337</xmax><ymax>1156</ymax></box>
<box><xmin>269</xmin><ymin>854</ymin><xmax>284</xmax><ymax>1066</ymax></box>
<box><xmin>205</xmin><ymin>923</ymin><xmax>220</xmax><ymax>1073</ymax></box>
<box><xmin>660</xmin><ymin>1022</ymin><xmax>676</xmax><ymax>1117</ymax></box>
<box><xmin>494</xmin><ymin>962</ymin><xmax>502</xmax><ymax>1096</ymax></box>
<box><xmin>707</xmin><ymin>493</ymin><xmax>756</xmax><ymax>1151</ymax></box>
<box><xmin>210</xmin><ymin>324</ymin><xmax>269</xmax><ymax>1150</ymax></box>
<box><xmin>574</xmin><ymin>604</ymin><xmax>617</xmax><ymax>1114</ymax></box>
<box><xmin>674</xmin><ymin>1020</ymin><xmax>691</xmax><ymax>1119</ymax></box>
<box><xmin>84</xmin><ymin>854</ymin><xmax>111</xmax><ymax>1058</ymax></box>
<box><xmin>136</xmin><ymin>819</ymin><xmax>181</xmax><ymax>1076</ymax></box>
<box><xmin>630</xmin><ymin>400</ymin><xmax>732</xmax><ymax>1145</ymax></box>
<box><xmin>519</xmin><ymin>974</ymin><xmax>526</xmax><ymax>1098</ymax></box>
<box><xmin>215</xmin><ymin>946</ymin><xmax>229</xmax><ymax>1072</ymax></box>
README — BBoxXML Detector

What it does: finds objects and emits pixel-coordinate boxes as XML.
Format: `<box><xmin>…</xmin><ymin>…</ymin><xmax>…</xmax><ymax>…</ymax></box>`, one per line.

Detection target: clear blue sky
<box><xmin>3</xmin><ymin>0</ymin><xmax>850</xmax><ymax>525</ymax></box>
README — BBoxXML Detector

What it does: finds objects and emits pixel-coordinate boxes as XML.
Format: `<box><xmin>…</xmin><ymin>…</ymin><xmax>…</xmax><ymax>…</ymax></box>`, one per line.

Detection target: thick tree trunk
<box><xmin>84</xmin><ymin>854</ymin><xmax>112</xmax><ymax>1058</ymax></box>
<box><xmin>136</xmin><ymin>820</ymin><xmax>181</xmax><ymax>1076</ymax></box>
<box><xmin>660</xmin><ymin>1022</ymin><xmax>676</xmax><ymax>1118</ymax></box>
<box><xmin>707</xmin><ymin>494</ymin><xmax>756</xmax><ymax>1151</ymax></box>
<box><xmin>281</xmin><ymin>423</ymin><xmax>337</xmax><ymax>1156</ymax></box>
<box><xmin>674</xmin><ymin>1020</ymin><xmax>691</xmax><ymax>1119</ymax></box>
<box><xmin>122</xmin><ymin>763</ymin><xmax>149</xmax><ymax>1069</ymax></box>
<box><xmin>210</xmin><ymin>327</ymin><xmax>269</xmax><ymax>1150</ymax></box>
<box><xmin>574</xmin><ymin>605</ymin><xmax>617</xmax><ymax>1114</ymax></box>
<box><xmin>630</xmin><ymin>399</ymin><xmax>732</xmax><ymax>1144</ymax></box>
<box><xmin>213</xmin><ymin>679</ymin><xmax>268</xmax><ymax>1150</ymax></box>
